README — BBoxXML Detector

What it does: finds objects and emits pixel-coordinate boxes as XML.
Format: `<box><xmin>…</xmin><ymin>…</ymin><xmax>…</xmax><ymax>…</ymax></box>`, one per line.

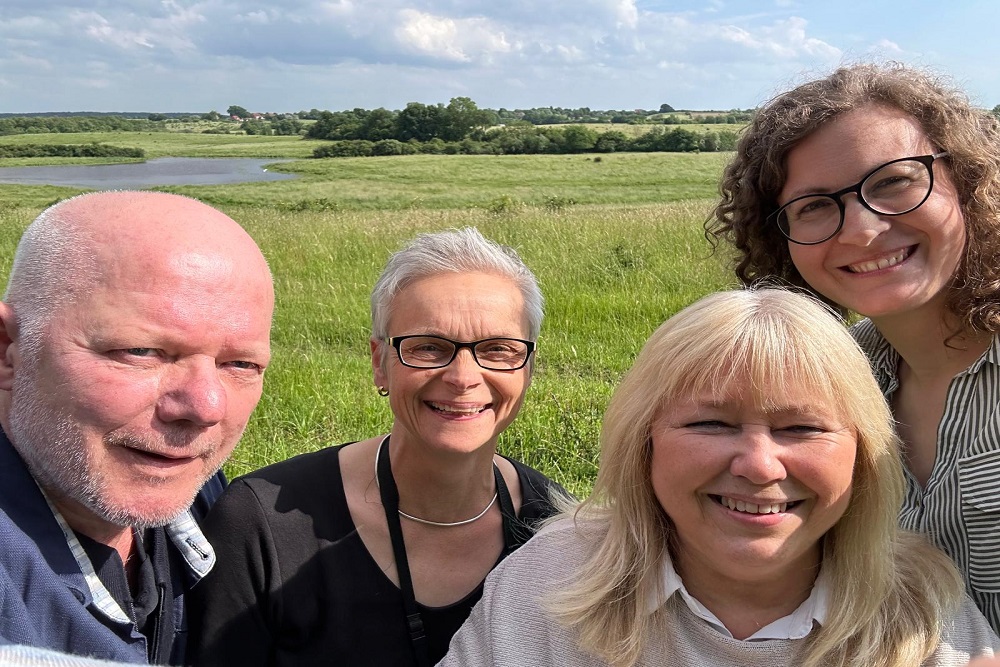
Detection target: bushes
<box><xmin>313</xmin><ymin>141</ymin><xmax>374</xmax><ymax>158</ymax></box>
<box><xmin>310</xmin><ymin>124</ymin><xmax>731</xmax><ymax>159</ymax></box>
<box><xmin>0</xmin><ymin>143</ymin><xmax>144</xmax><ymax>158</ymax></box>
<box><xmin>0</xmin><ymin>116</ymin><xmax>164</xmax><ymax>135</ymax></box>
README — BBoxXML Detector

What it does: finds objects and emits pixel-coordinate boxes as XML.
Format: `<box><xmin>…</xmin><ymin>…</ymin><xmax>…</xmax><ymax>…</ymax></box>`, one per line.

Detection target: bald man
<box><xmin>0</xmin><ymin>192</ymin><xmax>274</xmax><ymax>664</ymax></box>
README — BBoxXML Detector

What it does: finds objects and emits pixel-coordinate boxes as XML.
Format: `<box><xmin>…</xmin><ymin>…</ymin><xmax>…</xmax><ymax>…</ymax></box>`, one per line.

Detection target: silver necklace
<box><xmin>374</xmin><ymin>435</ymin><xmax>499</xmax><ymax>527</ymax></box>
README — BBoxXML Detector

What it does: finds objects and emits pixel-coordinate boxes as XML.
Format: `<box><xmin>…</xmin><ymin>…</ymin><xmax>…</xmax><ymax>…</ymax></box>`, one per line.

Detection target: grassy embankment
<box><xmin>0</xmin><ymin>137</ymin><xmax>736</xmax><ymax>496</ymax></box>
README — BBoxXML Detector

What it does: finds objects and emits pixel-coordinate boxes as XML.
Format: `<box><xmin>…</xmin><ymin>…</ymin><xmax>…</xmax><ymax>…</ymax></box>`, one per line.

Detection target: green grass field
<box><xmin>0</xmin><ymin>136</ymin><xmax>737</xmax><ymax>496</ymax></box>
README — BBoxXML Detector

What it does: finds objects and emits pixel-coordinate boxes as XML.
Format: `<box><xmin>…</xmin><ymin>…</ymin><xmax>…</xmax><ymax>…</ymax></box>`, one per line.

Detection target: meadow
<box><xmin>0</xmin><ymin>137</ymin><xmax>737</xmax><ymax>496</ymax></box>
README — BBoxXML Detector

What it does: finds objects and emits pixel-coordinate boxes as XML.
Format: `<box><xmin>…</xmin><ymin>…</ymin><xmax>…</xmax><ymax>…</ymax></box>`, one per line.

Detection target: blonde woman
<box><xmin>441</xmin><ymin>289</ymin><xmax>1000</xmax><ymax>667</ymax></box>
<box><xmin>706</xmin><ymin>63</ymin><xmax>1000</xmax><ymax>632</ymax></box>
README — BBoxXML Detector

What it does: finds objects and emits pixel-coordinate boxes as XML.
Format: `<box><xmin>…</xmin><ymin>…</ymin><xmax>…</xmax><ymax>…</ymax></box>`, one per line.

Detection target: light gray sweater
<box><xmin>0</xmin><ymin>647</ymin><xmax>129</xmax><ymax>667</ymax></box>
<box><xmin>440</xmin><ymin>521</ymin><xmax>1000</xmax><ymax>667</ymax></box>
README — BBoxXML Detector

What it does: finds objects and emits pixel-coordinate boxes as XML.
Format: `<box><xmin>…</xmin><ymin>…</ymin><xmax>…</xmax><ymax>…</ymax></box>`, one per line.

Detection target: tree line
<box><xmin>0</xmin><ymin>143</ymin><xmax>144</xmax><ymax>158</ymax></box>
<box><xmin>0</xmin><ymin>116</ymin><xmax>167</xmax><ymax>135</ymax></box>
<box><xmin>0</xmin><ymin>97</ymin><xmax>748</xmax><ymax>156</ymax></box>
<box><xmin>312</xmin><ymin>124</ymin><xmax>739</xmax><ymax>158</ymax></box>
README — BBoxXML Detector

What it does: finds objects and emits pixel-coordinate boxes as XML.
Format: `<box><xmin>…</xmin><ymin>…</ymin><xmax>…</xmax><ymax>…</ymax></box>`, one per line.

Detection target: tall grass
<box><xmin>0</xmin><ymin>153</ymin><xmax>735</xmax><ymax>497</ymax></box>
<box><xmin>217</xmin><ymin>202</ymin><xmax>731</xmax><ymax>496</ymax></box>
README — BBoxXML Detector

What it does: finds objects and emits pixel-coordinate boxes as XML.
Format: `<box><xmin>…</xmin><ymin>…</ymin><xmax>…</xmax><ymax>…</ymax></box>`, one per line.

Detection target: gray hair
<box><xmin>370</xmin><ymin>227</ymin><xmax>544</xmax><ymax>341</ymax></box>
<box><xmin>3</xmin><ymin>196</ymin><xmax>100</xmax><ymax>353</ymax></box>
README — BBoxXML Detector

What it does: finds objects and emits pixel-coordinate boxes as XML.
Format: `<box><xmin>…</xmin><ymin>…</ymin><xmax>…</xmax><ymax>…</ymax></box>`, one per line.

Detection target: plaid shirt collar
<box><xmin>40</xmin><ymin>489</ymin><xmax>216</xmax><ymax>625</ymax></box>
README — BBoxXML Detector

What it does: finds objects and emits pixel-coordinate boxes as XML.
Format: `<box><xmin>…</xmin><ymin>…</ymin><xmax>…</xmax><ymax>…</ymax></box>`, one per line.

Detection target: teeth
<box><xmin>429</xmin><ymin>402</ymin><xmax>485</xmax><ymax>414</ymax></box>
<box><xmin>848</xmin><ymin>249</ymin><xmax>908</xmax><ymax>274</ymax></box>
<box><xmin>719</xmin><ymin>496</ymin><xmax>788</xmax><ymax>514</ymax></box>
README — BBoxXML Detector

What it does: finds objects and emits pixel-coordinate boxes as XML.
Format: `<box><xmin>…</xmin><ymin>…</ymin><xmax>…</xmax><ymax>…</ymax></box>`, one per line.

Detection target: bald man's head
<box><xmin>0</xmin><ymin>191</ymin><xmax>274</xmax><ymax>532</ymax></box>
<box><xmin>5</xmin><ymin>191</ymin><xmax>272</xmax><ymax>350</ymax></box>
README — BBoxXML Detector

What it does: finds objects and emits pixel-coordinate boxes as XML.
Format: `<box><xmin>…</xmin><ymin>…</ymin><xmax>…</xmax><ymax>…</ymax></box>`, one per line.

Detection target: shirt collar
<box><xmin>966</xmin><ymin>333</ymin><xmax>1000</xmax><ymax>375</ymax></box>
<box><xmin>40</xmin><ymin>488</ymin><xmax>216</xmax><ymax>626</ymax></box>
<box><xmin>649</xmin><ymin>552</ymin><xmax>828</xmax><ymax>641</ymax></box>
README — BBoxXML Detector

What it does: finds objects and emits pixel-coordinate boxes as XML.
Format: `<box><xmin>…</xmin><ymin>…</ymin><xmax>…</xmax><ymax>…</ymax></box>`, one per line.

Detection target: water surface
<box><xmin>0</xmin><ymin>157</ymin><xmax>297</xmax><ymax>188</ymax></box>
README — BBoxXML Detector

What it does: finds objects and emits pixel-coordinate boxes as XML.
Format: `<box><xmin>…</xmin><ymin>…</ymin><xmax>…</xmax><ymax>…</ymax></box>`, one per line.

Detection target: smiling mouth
<box><xmin>712</xmin><ymin>495</ymin><xmax>799</xmax><ymax>515</ymax></box>
<box><xmin>845</xmin><ymin>246</ymin><xmax>913</xmax><ymax>274</ymax></box>
<box><xmin>426</xmin><ymin>401</ymin><xmax>489</xmax><ymax>415</ymax></box>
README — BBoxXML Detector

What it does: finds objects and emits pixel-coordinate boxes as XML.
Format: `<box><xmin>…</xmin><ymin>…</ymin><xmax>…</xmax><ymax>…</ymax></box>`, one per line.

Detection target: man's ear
<box><xmin>0</xmin><ymin>303</ymin><xmax>19</xmax><ymax>391</ymax></box>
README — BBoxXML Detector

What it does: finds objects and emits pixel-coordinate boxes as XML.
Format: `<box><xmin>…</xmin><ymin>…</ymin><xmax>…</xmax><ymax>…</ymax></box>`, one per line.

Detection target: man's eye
<box><xmin>123</xmin><ymin>348</ymin><xmax>158</xmax><ymax>357</ymax></box>
<box><xmin>225</xmin><ymin>360</ymin><xmax>263</xmax><ymax>372</ymax></box>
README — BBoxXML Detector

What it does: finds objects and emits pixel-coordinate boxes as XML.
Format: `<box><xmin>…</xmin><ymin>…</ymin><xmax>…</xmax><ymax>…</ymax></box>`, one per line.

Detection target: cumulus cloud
<box><xmin>395</xmin><ymin>10</ymin><xmax>511</xmax><ymax>63</ymax></box>
<box><xmin>0</xmin><ymin>0</ymin><xmax>982</xmax><ymax>112</ymax></box>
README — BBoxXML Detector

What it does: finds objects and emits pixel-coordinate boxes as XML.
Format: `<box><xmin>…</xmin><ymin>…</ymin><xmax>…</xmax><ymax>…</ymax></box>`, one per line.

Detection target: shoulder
<box><xmin>0</xmin><ymin>645</ymin><xmax>134</xmax><ymax>667</ymax></box>
<box><xmin>202</xmin><ymin>443</ymin><xmax>355</xmax><ymax>532</ymax></box>
<box><xmin>505</xmin><ymin>457</ymin><xmax>571</xmax><ymax>516</ymax></box>
<box><xmin>849</xmin><ymin>317</ymin><xmax>887</xmax><ymax>353</ymax></box>
<box><xmin>492</xmin><ymin>517</ymin><xmax>595</xmax><ymax>584</ymax></box>
<box><xmin>442</xmin><ymin>519</ymin><xmax>605</xmax><ymax>666</ymax></box>
<box><xmin>931</xmin><ymin>596</ymin><xmax>1000</xmax><ymax>665</ymax></box>
<box><xmin>240</xmin><ymin>443</ymin><xmax>353</xmax><ymax>486</ymax></box>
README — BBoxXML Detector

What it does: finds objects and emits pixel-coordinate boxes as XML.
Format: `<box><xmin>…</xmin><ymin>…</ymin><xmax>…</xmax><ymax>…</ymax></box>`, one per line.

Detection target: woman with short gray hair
<box><xmin>190</xmin><ymin>227</ymin><xmax>563</xmax><ymax>667</ymax></box>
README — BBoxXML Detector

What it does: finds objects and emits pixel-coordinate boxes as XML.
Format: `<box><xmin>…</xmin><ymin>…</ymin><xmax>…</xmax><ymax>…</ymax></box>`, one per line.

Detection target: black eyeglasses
<box><xmin>770</xmin><ymin>152</ymin><xmax>949</xmax><ymax>245</ymax></box>
<box><xmin>387</xmin><ymin>335</ymin><xmax>535</xmax><ymax>371</ymax></box>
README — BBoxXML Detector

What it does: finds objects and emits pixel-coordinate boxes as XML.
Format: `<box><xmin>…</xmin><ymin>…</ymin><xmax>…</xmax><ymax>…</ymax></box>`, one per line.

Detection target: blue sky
<box><xmin>2</xmin><ymin>0</ymin><xmax>998</xmax><ymax>113</ymax></box>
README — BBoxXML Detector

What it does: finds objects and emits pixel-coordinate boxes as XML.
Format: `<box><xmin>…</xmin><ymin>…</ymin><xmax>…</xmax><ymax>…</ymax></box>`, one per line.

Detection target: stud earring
<box><xmin>377</xmin><ymin>386</ymin><xmax>389</xmax><ymax>397</ymax></box>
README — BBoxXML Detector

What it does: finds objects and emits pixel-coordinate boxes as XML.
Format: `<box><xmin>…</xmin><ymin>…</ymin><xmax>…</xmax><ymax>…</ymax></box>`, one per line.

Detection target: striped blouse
<box><xmin>853</xmin><ymin>318</ymin><xmax>1000</xmax><ymax>633</ymax></box>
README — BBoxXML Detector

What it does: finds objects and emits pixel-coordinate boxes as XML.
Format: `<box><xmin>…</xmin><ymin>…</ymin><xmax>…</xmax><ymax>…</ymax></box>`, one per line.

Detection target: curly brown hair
<box><xmin>705</xmin><ymin>62</ymin><xmax>1000</xmax><ymax>332</ymax></box>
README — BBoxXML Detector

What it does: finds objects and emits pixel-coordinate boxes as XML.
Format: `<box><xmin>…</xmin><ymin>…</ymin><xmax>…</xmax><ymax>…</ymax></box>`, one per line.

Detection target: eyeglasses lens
<box><xmin>398</xmin><ymin>336</ymin><xmax>529</xmax><ymax>370</ymax></box>
<box><xmin>778</xmin><ymin>158</ymin><xmax>934</xmax><ymax>244</ymax></box>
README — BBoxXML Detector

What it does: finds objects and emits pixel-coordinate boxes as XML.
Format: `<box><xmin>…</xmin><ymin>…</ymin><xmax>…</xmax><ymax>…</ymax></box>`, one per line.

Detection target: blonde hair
<box><xmin>549</xmin><ymin>288</ymin><xmax>962</xmax><ymax>667</ymax></box>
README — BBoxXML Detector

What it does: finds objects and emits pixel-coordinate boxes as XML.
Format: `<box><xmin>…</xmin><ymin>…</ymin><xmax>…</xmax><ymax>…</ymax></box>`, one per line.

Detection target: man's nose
<box><xmin>156</xmin><ymin>357</ymin><xmax>227</xmax><ymax>427</ymax></box>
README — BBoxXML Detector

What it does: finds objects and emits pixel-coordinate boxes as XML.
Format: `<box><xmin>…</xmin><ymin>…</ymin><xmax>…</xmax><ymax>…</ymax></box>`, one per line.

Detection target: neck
<box><xmin>676</xmin><ymin>552</ymin><xmax>819</xmax><ymax>640</ymax></box>
<box><xmin>383</xmin><ymin>432</ymin><xmax>498</xmax><ymax>524</ymax></box>
<box><xmin>48</xmin><ymin>492</ymin><xmax>136</xmax><ymax>564</ymax></box>
<box><xmin>872</xmin><ymin>306</ymin><xmax>992</xmax><ymax>380</ymax></box>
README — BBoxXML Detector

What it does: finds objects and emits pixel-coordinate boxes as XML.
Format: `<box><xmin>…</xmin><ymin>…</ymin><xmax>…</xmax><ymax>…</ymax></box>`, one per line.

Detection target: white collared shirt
<box><xmin>648</xmin><ymin>553</ymin><xmax>829</xmax><ymax>641</ymax></box>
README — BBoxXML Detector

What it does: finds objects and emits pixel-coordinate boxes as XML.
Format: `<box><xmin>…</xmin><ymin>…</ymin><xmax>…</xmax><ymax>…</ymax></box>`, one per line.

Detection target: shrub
<box><xmin>0</xmin><ymin>143</ymin><xmax>144</xmax><ymax>158</ymax></box>
<box><xmin>543</xmin><ymin>195</ymin><xmax>577</xmax><ymax>212</ymax></box>
<box><xmin>485</xmin><ymin>195</ymin><xmax>522</xmax><ymax>216</ymax></box>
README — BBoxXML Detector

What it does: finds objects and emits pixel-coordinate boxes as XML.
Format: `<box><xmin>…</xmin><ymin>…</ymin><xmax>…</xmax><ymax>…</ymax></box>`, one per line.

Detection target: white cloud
<box><xmin>394</xmin><ymin>9</ymin><xmax>511</xmax><ymax>63</ymax></box>
<box><xmin>869</xmin><ymin>38</ymin><xmax>905</xmax><ymax>55</ymax></box>
<box><xmin>13</xmin><ymin>53</ymin><xmax>53</xmax><ymax>70</ymax></box>
<box><xmin>0</xmin><ymin>0</ymin><xmax>993</xmax><ymax>113</ymax></box>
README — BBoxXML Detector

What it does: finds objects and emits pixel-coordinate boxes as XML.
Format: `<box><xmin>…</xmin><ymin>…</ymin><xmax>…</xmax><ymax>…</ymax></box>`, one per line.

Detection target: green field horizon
<box><xmin>0</xmin><ymin>134</ymin><xmax>737</xmax><ymax>495</ymax></box>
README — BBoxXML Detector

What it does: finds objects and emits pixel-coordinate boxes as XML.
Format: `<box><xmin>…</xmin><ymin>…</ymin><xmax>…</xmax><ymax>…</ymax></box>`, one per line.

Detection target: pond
<box><xmin>0</xmin><ymin>157</ymin><xmax>297</xmax><ymax>188</ymax></box>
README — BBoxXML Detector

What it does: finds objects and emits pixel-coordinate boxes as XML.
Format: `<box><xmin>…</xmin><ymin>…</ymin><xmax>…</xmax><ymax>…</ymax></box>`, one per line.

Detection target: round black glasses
<box><xmin>770</xmin><ymin>152</ymin><xmax>949</xmax><ymax>245</ymax></box>
<box><xmin>387</xmin><ymin>335</ymin><xmax>535</xmax><ymax>371</ymax></box>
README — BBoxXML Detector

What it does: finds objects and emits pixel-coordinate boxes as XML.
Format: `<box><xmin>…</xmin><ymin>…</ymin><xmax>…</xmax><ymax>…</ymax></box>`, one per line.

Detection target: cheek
<box><xmin>787</xmin><ymin>244</ymin><xmax>823</xmax><ymax>282</ymax></box>
<box><xmin>487</xmin><ymin>372</ymin><xmax>531</xmax><ymax>406</ymax></box>
<box><xmin>648</xmin><ymin>442</ymin><xmax>690</xmax><ymax>510</ymax></box>
<box><xmin>797</xmin><ymin>451</ymin><xmax>856</xmax><ymax>505</ymax></box>
<box><xmin>53</xmin><ymin>366</ymin><xmax>159</xmax><ymax>427</ymax></box>
<box><xmin>224</xmin><ymin>384</ymin><xmax>263</xmax><ymax>429</ymax></box>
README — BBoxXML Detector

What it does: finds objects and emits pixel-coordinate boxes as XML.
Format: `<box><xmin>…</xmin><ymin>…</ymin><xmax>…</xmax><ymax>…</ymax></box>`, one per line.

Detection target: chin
<box><xmin>91</xmin><ymin>487</ymin><xmax>199</xmax><ymax>529</ymax></box>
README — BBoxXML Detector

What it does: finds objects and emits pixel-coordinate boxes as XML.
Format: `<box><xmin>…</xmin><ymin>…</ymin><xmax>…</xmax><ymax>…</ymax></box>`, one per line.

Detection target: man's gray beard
<box><xmin>7</xmin><ymin>368</ymin><xmax>198</xmax><ymax>529</ymax></box>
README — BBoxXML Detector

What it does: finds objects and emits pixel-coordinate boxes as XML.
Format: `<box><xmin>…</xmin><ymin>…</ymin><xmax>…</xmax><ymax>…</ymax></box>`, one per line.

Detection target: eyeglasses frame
<box><xmin>386</xmin><ymin>334</ymin><xmax>536</xmax><ymax>371</ymax></box>
<box><xmin>770</xmin><ymin>151</ymin><xmax>950</xmax><ymax>246</ymax></box>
